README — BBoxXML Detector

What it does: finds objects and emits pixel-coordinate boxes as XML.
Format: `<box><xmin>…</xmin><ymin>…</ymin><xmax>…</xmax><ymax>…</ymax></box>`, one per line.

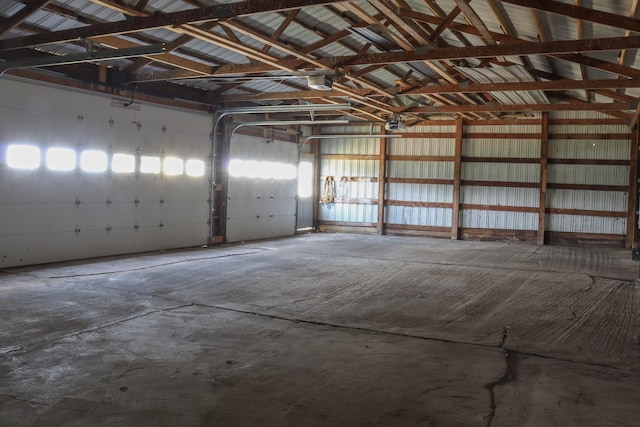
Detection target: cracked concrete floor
<box><xmin>0</xmin><ymin>233</ymin><xmax>639</xmax><ymax>426</ymax></box>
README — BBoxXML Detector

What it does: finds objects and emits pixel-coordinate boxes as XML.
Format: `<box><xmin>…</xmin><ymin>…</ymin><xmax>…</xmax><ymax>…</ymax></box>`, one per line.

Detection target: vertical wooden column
<box><xmin>537</xmin><ymin>112</ymin><xmax>549</xmax><ymax>246</ymax></box>
<box><xmin>451</xmin><ymin>117</ymin><xmax>463</xmax><ymax>240</ymax></box>
<box><xmin>312</xmin><ymin>127</ymin><xmax>321</xmax><ymax>230</ymax></box>
<box><xmin>377</xmin><ymin>132</ymin><xmax>388</xmax><ymax>235</ymax></box>
<box><xmin>626</xmin><ymin>125</ymin><xmax>638</xmax><ymax>249</ymax></box>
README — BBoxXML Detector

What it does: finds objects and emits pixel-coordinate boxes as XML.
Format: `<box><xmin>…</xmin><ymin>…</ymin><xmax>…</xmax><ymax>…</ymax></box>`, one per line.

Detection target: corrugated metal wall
<box><xmin>461</xmin><ymin>123</ymin><xmax>541</xmax><ymax>232</ymax></box>
<box><xmin>317</xmin><ymin>114</ymin><xmax>633</xmax><ymax>246</ymax></box>
<box><xmin>319</xmin><ymin>126</ymin><xmax>379</xmax><ymax>225</ymax></box>
<box><xmin>548</xmin><ymin>111</ymin><xmax>630</xmax><ymax>237</ymax></box>
<box><xmin>386</xmin><ymin>128</ymin><xmax>455</xmax><ymax>228</ymax></box>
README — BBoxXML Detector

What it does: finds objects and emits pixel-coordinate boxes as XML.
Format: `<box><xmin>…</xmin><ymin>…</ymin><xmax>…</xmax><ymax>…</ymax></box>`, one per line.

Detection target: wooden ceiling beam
<box><xmin>428</xmin><ymin>6</ymin><xmax>461</xmax><ymax>42</ymax></box>
<box><xmin>530</xmin><ymin>8</ymin><xmax>558</xmax><ymax>75</ymax></box>
<box><xmin>329</xmin><ymin>35</ymin><xmax>640</xmax><ymax>67</ymax></box>
<box><xmin>0</xmin><ymin>0</ymin><xmax>51</xmax><ymax>36</ymax></box>
<box><xmin>573</xmin><ymin>0</ymin><xmax>590</xmax><ymax>101</ymax></box>
<box><xmin>368</xmin><ymin>0</ymin><xmax>433</xmax><ymax>47</ymax></box>
<box><xmin>451</xmin><ymin>0</ymin><xmax>496</xmax><ymax>45</ymax></box>
<box><xmin>618</xmin><ymin>0</ymin><xmax>640</xmax><ymax>95</ymax></box>
<box><xmin>501</xmin><ymin>0</ymin><xmax>640</xmax><ymax>32</ymax></box>
<box><xmin>92</xmin><ymin>35</ymin><xmax>217</xmax><ymax>75</ymax></box>
<box><xmin>219</xmin><ymin>89</ymin><xmax>362</xmax><ymax>103</ymax></box>
<box><xmin>485</xmin><ymin>0</ymin><xmax>533</xmax><ymax>69</ymax></box>
<box><xmin>218</xmin><ymin>20</ymin><xmax>392</xmax><ymax>99</ymax></box>
<box><xmin>0</xmin><ymin>0</ymin><xmax>351</xmax><ymax>51</ymax></box>
<box><xmin>301</xmin><ymin>29</ymin><xmax>352</xmax><ymax>54</ymax></box>
<box><xmin>396</xmin><ymin>8</ymin><xmax>640</xmax><ymax>78</ymax></box>
<box><xmin>261</xmin><ymin>9</ymin><xmax>299</xmax><ymax>54</ymax></box>
<box><xmin>402</xmin><ymin>78</ymin><xmax>640</xmax><ymax>95</ymax></box>
<box><xmin>399</xmin><ymin>102</ymin><xmax>635</xmax><ymax>114</ymax></box>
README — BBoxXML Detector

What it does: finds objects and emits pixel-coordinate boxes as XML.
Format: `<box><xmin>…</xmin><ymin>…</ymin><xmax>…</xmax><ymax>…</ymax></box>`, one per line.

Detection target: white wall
<box><xmin>0</xmin><ymin>77</ymin><xmax>212</xmax><ymax>267</ymax></box>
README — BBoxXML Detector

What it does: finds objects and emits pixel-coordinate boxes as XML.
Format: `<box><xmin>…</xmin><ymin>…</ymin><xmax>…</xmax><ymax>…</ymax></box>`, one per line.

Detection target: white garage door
<box><xmin>0</xmin><ymin>77</ymin><xmax>211</xmax><ymax>268</ymax></box>
<box><xmin>226</xmin><ymin>134</ymin><xmax>298</xmax><ymax>243</ymax></box>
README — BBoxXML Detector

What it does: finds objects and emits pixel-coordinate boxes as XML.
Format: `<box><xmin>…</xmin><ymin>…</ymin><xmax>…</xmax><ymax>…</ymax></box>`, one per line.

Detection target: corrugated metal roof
<box><xmin>456</xmin><ymin>65</ymin><xmax>550</xmax><ymax>105</ymax></box>
<box><xmin>0</xmin><ymin>0</ymin><xmax>637</xmax><ymax>120</ymax></box>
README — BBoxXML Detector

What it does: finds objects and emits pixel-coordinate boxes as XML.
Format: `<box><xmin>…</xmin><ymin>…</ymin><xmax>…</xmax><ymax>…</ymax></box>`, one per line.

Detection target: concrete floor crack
<box><xmin>283</xmin><ymin>249</ymin><xmax>636</xmax><ymax>282</ymax></box>
<box><xmin>0</xmin><ymin>303</ymin><xmax>193</xmax><ymax>356</ymax></box>
<box><xmin>498</xmin><ymin>326</ymin><xmax>510</xmax><ymax>348</ymax></box>
<box><xmin>186</xmin><ymin>302</ymin><xmax>623</xmax><ymax>371</ymax></box>
<box><xmin>484</xmin><ymin>326</ymin><xmax>517</xmax><ymax>426</ymax></box>
<box><xmin>483</xmin><ymin>348</ymin><xmax>518</xmax><ymax>427</ymax></box>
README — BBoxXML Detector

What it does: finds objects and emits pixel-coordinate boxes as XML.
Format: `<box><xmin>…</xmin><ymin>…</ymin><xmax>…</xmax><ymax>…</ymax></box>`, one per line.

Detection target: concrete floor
<box><xmin>0</xmin><ymin>233</ymin><xmax>639</xmax><ymax>426</ymax></box>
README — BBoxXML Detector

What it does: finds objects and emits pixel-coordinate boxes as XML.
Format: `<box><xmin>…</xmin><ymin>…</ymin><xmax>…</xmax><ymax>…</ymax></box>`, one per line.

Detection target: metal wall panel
<box><xmin>549</xmin><ymin>139</ymin><xmax>629</xmax><ymax>160</ymax></box>
<box><xmin>387</xmin><ymin>183</ymin><xmax>453</xmax><ymax>202</ymax></box>
<box><xmin>387</xmin><ymin>161</ymin><xmax>453</xmax><ymax>179</ymax></box>
<box><xmin>461</xmin><ymin>186</ymin><xmax>539</xmax><ymax>207</ymax></box>
<box><xmin>547</xmin><ymin>164</ymin><xmax>629</xmax><ymax>186</ymax></box>
<box><xmin>462</xmin><ymin>163</ymin><xmax>540</xmax><ymax>182</ymax></box>
<box><xmin>549</xmin><ymin>123</ymin><xmax>629</xmax><ymax>136</ymax></box>
<box><xmin>388</xmin><ymin>137</ymin><xmax>454</xmax><ymax>156</ymax></box>
<box><xmin>321</xmin><ymin>159</ymin><xmax>379</xmax><ymax>178</ymax></box>
<box><xmin>226</xmin><ymin>134</ymin><xmax>298</xmax><ymax>243</ymax></box>
<box><xmin>385</xmin><ymin>206</ymin><xmax>452</xmax><ymax>227</ymax></box>
<box><xmin>408</xmin><ymin>124</ymin><xmax>457</xmax><ymax>133</ymax></box>
<box><xmin>461</xmin><ymin>210</ymin><xmax>538</xmax><ymax>230</ymax></box>
<box><xmin>386</xmin><ymin>127</ymin><xmax>455</xmax><ymax>228</ymax></box>
<box><xmin>549</xmin><ymin>111</ymin><xmax>616</xmax><ymax>120</ymax></box>
<box><xmin>320</xmin><ymin>203</ymin><xmax>378</xmax><ymax>223</ymax></box>
<box><xmin>318</xmin><ymin>135</ymin><xmax>380</xmax><ymax>224</ymax></box>
<box><xmin>0</xmin><ymin>77</ymin><xmax>211</xmax><ymax>267</ymax></box>
<box><xmin>465</xmin><ymin>123</ymin><xmax>541</xmax><ymax>134</ymax></box>
<box><xmin>547</xmin><ymin>189</ymin><xmax>627</xmax><ymax>212</ymax></box>
<box><xmin>463</xmin><ymin>138</ymin><xmax>540</xmax><ymax>157</ymax></box>
<box><xmin>548</xmin><ymin>215</ymin><xmax>626</xmax><ymax>235</ymax></box>
<box><xmin>320</xmin><ymin>136</ymin><xmax>379</xmax><ymax>155</ymax></box>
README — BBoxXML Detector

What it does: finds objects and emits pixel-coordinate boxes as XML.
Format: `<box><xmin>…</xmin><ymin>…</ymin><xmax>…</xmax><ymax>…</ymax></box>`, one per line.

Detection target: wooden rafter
<box><xmin>573</xmin><ymin>0</ymin><xmax>590</xmax><ymax>101</ymax></box>
<box><xmin>400</xmin><ymin>102</ymin><xmax>633</xmax><ymax>114</ymax></box>
<box><xmin>0</xmin><ymin>0</ymin><xmax>351</xmax><ymax>51</ymax></box>
<box><xmin>501</xmin><ymin>0</ymin><xmax>640</xmax><ymax>32</ymax></box>
<box><xmin>399</xmin><ymin>8</ymin><xmax>640</xmax><ymax>80</ymax></box>
<box><xmin>451</xmin><ymin>0</ymin><xmax>496</xmax><ymax>45</ymax></box>
<box><xmin>328</xmin><ymin>36</ymin><xmax>640</xmax><ymax>67</ymax></box>
<box><xmin>485</xmin><ymin>0</ymin><xmax>533</xmax><ymax>69</ymax></box>
<box><xmin>618</xmin><ymin>0</ymin><xmax>640</xmax><ymax>95</ymax></box>
<box><xmin>261</xmin><ymin>10</ymin><xmax>299</xmax><ymax>54</ymax></box>
<box><xmin>2</xmin><ymin>0</ymin><xmax>638</xmax><ymax>122</ymax></box>
<box><xmin>0</xmin><ymin>0</ymin><xmax>51</xmax><ymax>36</ymax></box>
<box><xmin>530</xmin><ymin>7</ymin><xmax>557</xmax><ymax>76</ymax></box>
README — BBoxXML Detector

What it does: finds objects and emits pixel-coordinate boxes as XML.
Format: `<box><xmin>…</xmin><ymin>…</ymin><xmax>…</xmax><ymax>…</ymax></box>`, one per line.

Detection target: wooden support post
<box><xmin>537</xmin><ymin>112</ymin><xmax>549</xmax><ymax>246</ymax></box>
<box><xmin>451</xmin><ymin>117</ymin><xmax>463</xmax><ymax>240</ymax></box>
<box><xmin>626</xmin><ymin>125</ymin><xmax>638</xmax><ymax>249</ymax></box>
<box><xmin>377</xmin><ymin>130</ymin><xmax>388</xmax><ymax>235</ymax></box>
<box><xmin>312</xmin><ymin>127</ymin><xmax>321</xmax><ymax>231</ymax></box>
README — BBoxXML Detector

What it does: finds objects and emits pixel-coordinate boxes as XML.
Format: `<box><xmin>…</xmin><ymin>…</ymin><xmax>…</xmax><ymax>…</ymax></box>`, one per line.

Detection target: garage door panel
<box><xmin>226</xmin><ymin>136</ymin><xmax>298</xmax><ymax>243</ymax></box>
<box><xmin>227</xmin><ymin>197</ymin><xmax>259</xmax><ymax>219</ymax></box>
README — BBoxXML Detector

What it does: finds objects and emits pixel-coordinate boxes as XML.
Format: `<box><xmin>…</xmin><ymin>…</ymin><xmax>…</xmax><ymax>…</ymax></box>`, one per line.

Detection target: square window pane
<box><xmin>80</xmin><ymin>150</ymin><xmax>107</xmax><ymax>173</ymax></box>
<box><xmin>140</xmin><ymin>156</ymin><xmax>161</xmax><ymax>174</ymax></box>
<box><xmin>112</xmin><ymin>153</ymin><xmax>135</xmax><ymax>173</ymax></box>
<box><xmin>7</xmin><ymin>144</ymin><xmax>40</xmax><ymax>170</ymax></box>
<box><xmin>46</xmin><ymin>147</ymin><xmax>76</xmax><ymax>171</ymax></box>
<box><xmin>186</xmin><ymin>159</ymin><xmax>205</xmax><ymax>177</ymax></box>
<box><xmin>163</xmin><ymin>157</ymin><xmax>184</xmax><ymax>176</ymax></box>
